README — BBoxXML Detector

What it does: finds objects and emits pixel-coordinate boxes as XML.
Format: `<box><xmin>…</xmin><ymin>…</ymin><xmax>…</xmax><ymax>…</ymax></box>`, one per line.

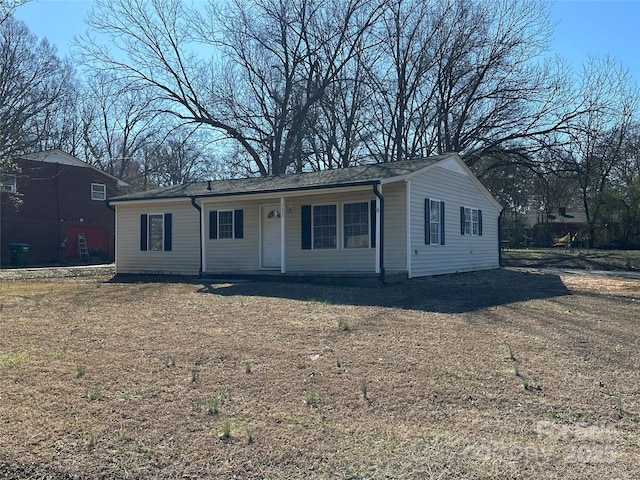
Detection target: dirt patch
<box><xmin>0</xmin><ymin>268</ymin><xmax>638</xmax><ymax>479</ymax></box>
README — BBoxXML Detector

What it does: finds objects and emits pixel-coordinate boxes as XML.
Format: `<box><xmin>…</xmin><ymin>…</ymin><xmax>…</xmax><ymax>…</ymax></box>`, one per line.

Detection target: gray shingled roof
<box><xmin>110</xmin><ymin>155</ymin><xmax>451</xmax><ymax>202</ymax></box>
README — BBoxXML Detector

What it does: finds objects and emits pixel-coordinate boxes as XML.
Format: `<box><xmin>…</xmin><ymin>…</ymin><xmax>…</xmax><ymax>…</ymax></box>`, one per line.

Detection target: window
<box><xmin>91</xmin><ymin>183</ymin><xmax>106</xmax><ymax>200</ymax></box>
<box><xmin>209</xmin><ymin>210</ymin><xmax>244</xmax><ymax>239</ymax></box>
<box><xmin>218</xmin><ymin>211</ymin><xmax>234</xmax><ymax>239</ymax></box>
<box><xmin>140</xmin><ymin>213</ymin><xmax>172</xmax><ymax>251</ymax></box>
<box><xmin>344</xmin><ymin>202</ymin><xmax>369</xmax><ymax>248</ymax></box>
<box><xmin>313</xmin><ymin>205</ymin><xmax>337</xmax><ymax>249</ymax></box>
<box><xmin>0</xmin><ymin>174</ymin><xmax>16</xmax><ymax>193</ymax></box>
<box><xmin>148</xmin><ymin>214</ymin><xmax>164</xmax><ymax>251</ymax></box>
<box><xmin>302</xmin><ymin>201</ymin><xmax>376</xmax><ymax>250</ymax></box>
<box><xmin>425</xmin><ymin>198</ymin><xmax>445</xmax><ymax>245</ymax></box>
<box><xmin>461</xmin><ymin>207</ymin><xmax>483</xmax><ymax>236</ymax></box>
<box><xmin>430</xmin><ymin>200</ymin><xmax>441</xmax><ymax>244</ymax></box>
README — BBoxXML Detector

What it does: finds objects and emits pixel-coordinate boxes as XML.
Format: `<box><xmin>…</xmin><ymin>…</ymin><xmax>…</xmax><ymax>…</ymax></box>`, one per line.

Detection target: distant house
<box><xmin>0</xmin><ymin>149</ymin><xmax>127</xmax><ymax>267</ymax></box>
<box><xmin>109</xmin><ymin>154</ymin><xmax>502</xmax><ymax>281</ymax></box>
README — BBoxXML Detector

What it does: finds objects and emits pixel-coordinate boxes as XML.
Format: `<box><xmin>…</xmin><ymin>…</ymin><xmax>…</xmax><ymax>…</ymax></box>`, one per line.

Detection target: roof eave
<box><xmin>109</xmin><ymin>179</ymin><xmax>381</xmax><ymax>205</ymax></box>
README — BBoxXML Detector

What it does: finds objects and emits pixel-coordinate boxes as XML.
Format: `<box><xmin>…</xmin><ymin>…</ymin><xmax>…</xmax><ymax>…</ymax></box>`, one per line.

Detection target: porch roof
<box><xmin>109</xmin><ymin>155</ymin><xmax>451</xmax><ymax>203</ymax></box>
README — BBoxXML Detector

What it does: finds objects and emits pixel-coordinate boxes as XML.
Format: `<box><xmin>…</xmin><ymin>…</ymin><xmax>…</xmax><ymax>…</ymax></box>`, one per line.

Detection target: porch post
<box><xmin>280</xmin><ymin>196</ymin><xmax>286</xmax><ymax>273</ymax></box>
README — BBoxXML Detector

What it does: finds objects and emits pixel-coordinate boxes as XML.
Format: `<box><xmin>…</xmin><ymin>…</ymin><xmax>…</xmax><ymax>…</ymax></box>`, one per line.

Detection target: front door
<box><xmin>261</xmin><ymin>205</ymin><xmax>282</xmax><ymax>268</ymax></box>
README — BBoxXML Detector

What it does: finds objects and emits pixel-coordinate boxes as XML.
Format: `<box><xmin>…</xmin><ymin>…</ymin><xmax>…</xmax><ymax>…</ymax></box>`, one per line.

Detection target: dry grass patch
<box><xmin>0</xmin><ymin>269</ymin><xmax>639</xmax><ymax>479</ymax></box>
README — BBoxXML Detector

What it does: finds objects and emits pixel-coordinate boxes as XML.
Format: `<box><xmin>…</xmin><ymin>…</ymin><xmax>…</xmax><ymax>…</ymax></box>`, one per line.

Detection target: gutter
<box><xmin>190</xmin><ymin>196</ymin><xmax>203</xmax><ymax>276</ymax></box>
<box><xmin>109</xmin><ymin>180</ymin><xmax>381</xmax><ymax>204</ymax></box>
<box><xmin>373</xmin><ymin>183</ymin><xmax>385</xmax><ymax>285</ymax></box>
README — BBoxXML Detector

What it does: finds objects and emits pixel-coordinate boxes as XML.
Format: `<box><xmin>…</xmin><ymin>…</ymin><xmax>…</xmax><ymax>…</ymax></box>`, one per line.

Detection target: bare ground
<box><xmin>0</xmin><ymin>257</ymin><xmax>639</xmax><ymax>479</ymax></box>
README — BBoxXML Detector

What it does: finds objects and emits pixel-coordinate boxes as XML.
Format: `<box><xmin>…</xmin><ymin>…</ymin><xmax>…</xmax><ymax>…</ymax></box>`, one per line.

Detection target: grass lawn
<box><xmin>0</xmin><ymin>267</ymin><xmax>639</xmax><ymax>479</ymax></box>
<box><xmin>502</xmin><ymin>247</ymin><xmax>640</xmax><ymax>271</ymax></box>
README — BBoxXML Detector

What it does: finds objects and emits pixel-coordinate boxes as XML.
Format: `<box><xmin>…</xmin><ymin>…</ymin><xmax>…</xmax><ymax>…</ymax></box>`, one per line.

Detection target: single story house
<box><xmin>109</xmin><ymin>154</ymin><xmax>503</xmax><ymax>281</ymax></box>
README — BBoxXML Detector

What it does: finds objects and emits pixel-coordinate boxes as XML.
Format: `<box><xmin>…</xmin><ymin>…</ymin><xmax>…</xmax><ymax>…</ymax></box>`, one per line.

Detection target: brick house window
<box><xmin>91</xmin><ymin>183</ymin><xmax>106</xmax><ymax>200</ymax></box>
<box><xmin>0</xmin><ymin>174</ymin><xmax>17</xmax><ymax>193</ymax></box>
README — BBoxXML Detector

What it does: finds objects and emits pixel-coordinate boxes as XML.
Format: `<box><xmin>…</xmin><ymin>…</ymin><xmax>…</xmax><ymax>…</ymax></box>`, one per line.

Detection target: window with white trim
<box><xmin>209</xmin><ymin>210</ymin><xmax>244</xmax><ymax>240</ymax></box>
<box><xmin>429</xmin><ymin>199</ymin><xmax>442</xmax><ymax>245</ymax></box>
<box><xmin>148</xmin><ymin>214</ymin><xmax>164</xmax><ymax>251</ymax></box>
<box><xmin>344</xmin><ymin>202</ymin><xmax>369</xmax><ymax>248</ymax></box>
<box><xmin>313</xmin><ymin>204</ymin><xmax>337</xmax><ymax>249</ymax></box>
<box><xmin>140</xmin><ymin>213</ymin><xmax>172</xmax><ymax>252</ymax></box>
<box><xmin>218</xmin><ymin>210</ymin><xmax>234</xmax><ymax>239</ymax></box>
<box><xmin>91</xmin><ymin>183</ymin><xmax>106</xmax><ymax>200</ymax></box>
<box><xmin>0</xmin><ymin>174</ymin><xmax>16</xmax><ymax>193</ymax></box>
<box><xmin>461</xmin><ymin>206</ymin><xmax>482</xmax><ymax>236</ymax></box>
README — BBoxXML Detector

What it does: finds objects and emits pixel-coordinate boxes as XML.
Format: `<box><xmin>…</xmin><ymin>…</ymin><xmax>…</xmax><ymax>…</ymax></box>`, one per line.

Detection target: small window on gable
<box><xmin>0</xmin><ymin>174</ymin><xmax>17</xmax><ymax>193</ymax></box>
<box><xmin>91</xmin><ymin>183</ymin><xmax>106</xmax><ymax>201</ymax></box>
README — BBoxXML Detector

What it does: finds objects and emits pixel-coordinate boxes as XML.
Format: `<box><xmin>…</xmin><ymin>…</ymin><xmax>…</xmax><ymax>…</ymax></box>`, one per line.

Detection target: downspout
<box><xmin>373</xmin><ymin>183</ymin><xmax>385</xmax><ymax>285</ymax></box>
<box><xmin>498</xmin><ymin>208</ymin><xmax>504</xmax><ymax>267</ymax></box>
<box><xmin>190</xmin><ymin>197</ymin><xmax>203</xmax><ymax>276</ymax></box>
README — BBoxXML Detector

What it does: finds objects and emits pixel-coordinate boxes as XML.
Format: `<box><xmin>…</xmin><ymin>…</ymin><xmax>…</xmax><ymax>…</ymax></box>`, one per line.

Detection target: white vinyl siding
<box><xmin>286</xmin><ymin>190</ymin><xmax>376</xmax><ymax>272</ymax></box>
<box><xmin>381</xmin><ymin>182</ymin><xmax>407</xmax><ymax>273</ymax></box>
<box><xmin>204</xmin><ymin>200</ymin><xmax>260</xmax><ymax>273</ymax></box>
<box><xmin>115</xmin><ymin>200</ymin><xmax>200</xmax><ymax>275</ymax></box>
<box><xmin>409</xmin><ymin>165</ymin><xmax>499</xmax><ymax>277</ymax></box>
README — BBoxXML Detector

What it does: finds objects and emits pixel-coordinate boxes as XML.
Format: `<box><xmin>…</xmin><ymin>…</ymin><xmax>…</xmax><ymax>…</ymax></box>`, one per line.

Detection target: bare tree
<box><xmin>79</xmin><ymin>72</ymin><xmax>163</xmax><ymax>183</ymax></box>
<box><xmin>81</xmin><ymin>0</ymin><xmax>382</xmax><ymax>176</ymax></box>
<box><xmin>143</xmin><ymin>126</ymin><xmax>217</xmax><ymax>187</ymax></box>
<box><xmin>0</xmin><ymin>16</ymin><xmax>75</xmax><ymax>162</ymax></box>
<box><xmin>558</xmin><ymin>57</ymin><xmax>639</xmax><ymax>247</ymax></box>
<box><xmin>0</xmin><ymin>0</ymin><xmax>27</xmax><ymax>26</ymax></box>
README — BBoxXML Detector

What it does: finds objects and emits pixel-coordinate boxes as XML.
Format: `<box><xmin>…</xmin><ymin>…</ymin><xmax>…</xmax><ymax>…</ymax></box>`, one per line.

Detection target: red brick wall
<box><xmin>1</xmin><ymin>158</ymin><xmax>118</xmax><ymax>266</ymax></box>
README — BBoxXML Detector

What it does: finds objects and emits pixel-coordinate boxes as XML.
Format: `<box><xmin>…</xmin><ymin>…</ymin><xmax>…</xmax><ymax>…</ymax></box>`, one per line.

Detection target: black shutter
<box><xmin>460</xmin><ymin>207</ymin><xmax>466</xmax><ymax>235</ymax></box>
<box><xmin>209</xmin><ymin>211</ymin><xmax>218</xmax><ymax>239</ymax></box>
<box><xmin>425</xmin><ymin>198</ymin><xmax>431</xmax><ymax>244</ymax></box>
<box><xmin>440</xmin><ymin>201</ymin><xmax>445</xmax><ymax>245</ymax></box>
<box><xmin>140</xmin><ymin>214</ymin><xmax>148</xmax><ymax>251</ymax></box>
<box><xmin>163</xmin><ymin>213</ymin><xmax>172</xmax><ymax>251</ymax></box>
<box><xmin>301</xmin><ymin>205</ymin><xmax>312</xmax><ymax>249</ymax></box>
<box><xmin>370</xmin><ymin>200</ymin><xmax>376</xmax><ymax>248</ymax></box>
<box><xmin>478</xmin><ymin>209</ymin><xmax>483</xmax><ymax>236</ymax></box>
<box><xmin>234</xmin><ymin>209</ymin><xmax>244</xmax><ymax>239</ymax></box>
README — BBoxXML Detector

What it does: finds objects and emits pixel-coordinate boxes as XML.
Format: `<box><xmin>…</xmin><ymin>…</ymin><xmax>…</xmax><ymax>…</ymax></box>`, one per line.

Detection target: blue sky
<box><xmin>12</xmin><ymin>0</ymin><xmax>640</xmax><ymax>85</ymax></box>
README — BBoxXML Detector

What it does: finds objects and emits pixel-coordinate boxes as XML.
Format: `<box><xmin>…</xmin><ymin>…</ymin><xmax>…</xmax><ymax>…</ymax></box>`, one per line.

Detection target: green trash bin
<box><xmin>9</xmin><ymin>243</ymin><xmax>30</xmax><ymax>266</ymax></box>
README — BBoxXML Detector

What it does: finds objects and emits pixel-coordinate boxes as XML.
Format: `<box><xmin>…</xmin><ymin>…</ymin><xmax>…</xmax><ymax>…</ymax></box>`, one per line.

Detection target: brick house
<box><xmin>0</xmin><ymin>150</ymin><xmax>127</xmax><ymax>267</ymax></box>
